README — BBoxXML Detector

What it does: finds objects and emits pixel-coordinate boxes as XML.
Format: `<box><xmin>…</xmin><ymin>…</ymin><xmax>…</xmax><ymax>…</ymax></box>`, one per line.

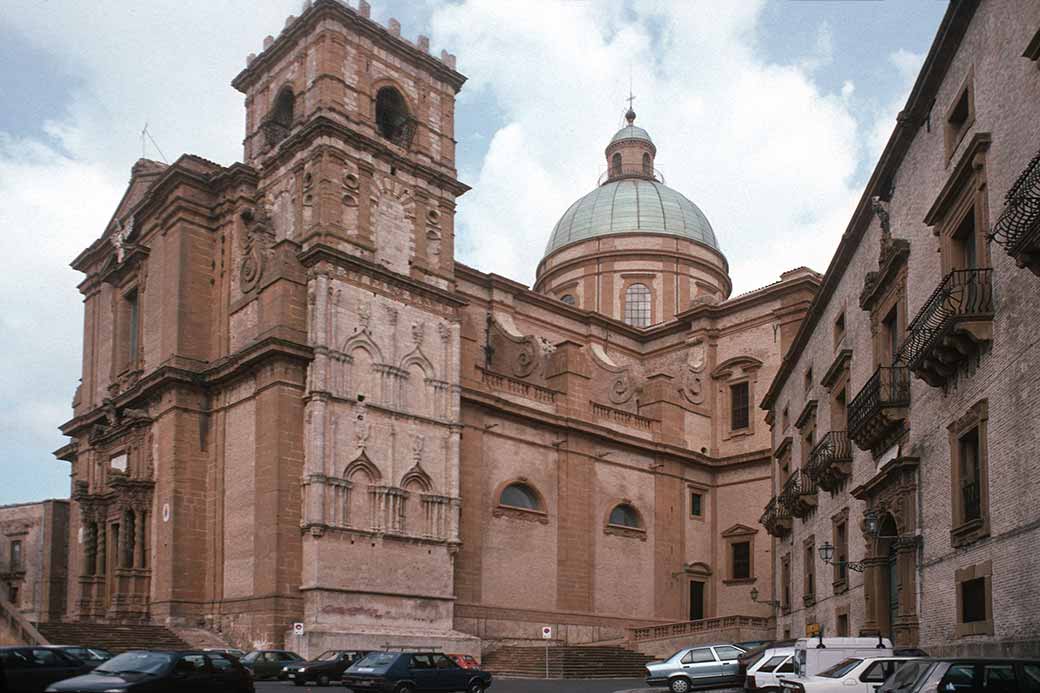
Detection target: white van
<box><xmin>785</xmin><ymin>637</ymin><xmax>893</xmax><ymax>680</ymax></box>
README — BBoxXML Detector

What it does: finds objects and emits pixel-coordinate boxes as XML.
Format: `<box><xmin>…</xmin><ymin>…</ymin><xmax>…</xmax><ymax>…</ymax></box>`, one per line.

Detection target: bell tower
<box><xmin>231</xmin><ymin>0</ymin><xmax>476</xmax><ymax>654</ymax></box>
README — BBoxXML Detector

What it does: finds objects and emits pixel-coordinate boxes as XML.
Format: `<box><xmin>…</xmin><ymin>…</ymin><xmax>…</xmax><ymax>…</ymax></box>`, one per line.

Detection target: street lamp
<box><xmin>817</xmin><ymin>541</ymin><xmax>866</xmax><ymax>573</ymax></box>
<box><xmin>750</xmin><ymin>586</ymin><xmax>781</xmax><ymax>608</ymax></box>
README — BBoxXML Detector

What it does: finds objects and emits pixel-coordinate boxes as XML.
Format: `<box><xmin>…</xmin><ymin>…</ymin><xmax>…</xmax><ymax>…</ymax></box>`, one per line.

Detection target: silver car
<box><xmin>645</xmin><ymin>642</ymin><xmax>747</xmax><ymax>693</ymax></box>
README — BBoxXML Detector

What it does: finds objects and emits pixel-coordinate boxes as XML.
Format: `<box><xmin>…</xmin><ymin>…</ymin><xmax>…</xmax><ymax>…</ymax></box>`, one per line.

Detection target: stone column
<box><xmin>134</xmin><ymin>510</ymin><xmax>145</xmax><ymax>569</ymax></box>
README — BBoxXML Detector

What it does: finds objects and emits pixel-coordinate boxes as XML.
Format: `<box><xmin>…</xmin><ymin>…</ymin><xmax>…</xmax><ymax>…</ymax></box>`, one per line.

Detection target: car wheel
<box><xmin>467</xmin><ymin>679</ymin><xmax>485</xmax><ymax>693</ymax></box>
<box><xmin>395</xmin><ymin>684</ymin><xmax>416</xmax><ymax>693</ymax></box>
<box><xmin>670</xmin><ymin>677</ymin><xmax>692</xmax><ymax>693</ymax></box>
<box><xmin>318</xmin><ymin>673</ymin><xmax>331</xmax><ymax>686</ymax></box>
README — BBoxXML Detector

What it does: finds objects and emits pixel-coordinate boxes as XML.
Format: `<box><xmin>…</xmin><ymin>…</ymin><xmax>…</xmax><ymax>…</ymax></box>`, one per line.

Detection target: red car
<box><xmin>449</xmin><ymin>654</ymin><xmax>480</xmax><ymax>670</ymax></box>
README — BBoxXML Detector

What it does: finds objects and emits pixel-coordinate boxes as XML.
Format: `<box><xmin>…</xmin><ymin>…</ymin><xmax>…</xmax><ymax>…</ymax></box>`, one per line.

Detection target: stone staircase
<box><xmin>482</xmin><ymin>644</ymin><xmax>653</xmax><ymax>679</ymax></box>
<box><xmin>34</xmin><ymin>622</ymin><xmax>191</xmax><ymax>653</ymax></box>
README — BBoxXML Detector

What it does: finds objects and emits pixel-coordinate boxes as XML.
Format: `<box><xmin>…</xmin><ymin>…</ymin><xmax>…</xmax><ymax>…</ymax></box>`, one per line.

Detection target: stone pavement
<box><xmin>255</xmin><ymin>678</ymin><xmax>662</xmax><ymax>692</ymax></box>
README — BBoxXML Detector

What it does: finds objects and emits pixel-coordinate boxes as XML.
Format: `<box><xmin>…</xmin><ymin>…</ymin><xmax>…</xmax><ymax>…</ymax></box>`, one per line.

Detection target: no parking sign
<box><xmin>541</xmin><ymin>626</ymin><xmax>552</xmax><ymax>639</ymax></box>
<box><xmin>293</xmin><ymin>622</ymin><xmax>305</xmax><ymax>636</ymax></box>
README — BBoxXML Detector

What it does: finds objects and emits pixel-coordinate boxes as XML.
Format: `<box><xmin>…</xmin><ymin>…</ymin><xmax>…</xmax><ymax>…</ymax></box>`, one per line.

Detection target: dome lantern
<box><xmin>604</xmin><ymin>109</ymin><xmax>657</xmax><ymax>184</ymax></box>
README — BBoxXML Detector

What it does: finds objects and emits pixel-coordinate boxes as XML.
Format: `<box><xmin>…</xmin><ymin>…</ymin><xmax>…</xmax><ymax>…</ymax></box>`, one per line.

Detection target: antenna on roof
<box><xmin>140</xmin><ymin>122</ymin><xmax>169</xmax><ymax>164</ymax></box>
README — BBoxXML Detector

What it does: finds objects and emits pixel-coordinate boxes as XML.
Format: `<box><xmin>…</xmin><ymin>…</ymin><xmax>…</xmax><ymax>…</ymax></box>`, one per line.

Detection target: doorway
<box><xmin>689</xmin><ymin>580</ymin><xmax>705</xmax><ymax>621</ymax></box>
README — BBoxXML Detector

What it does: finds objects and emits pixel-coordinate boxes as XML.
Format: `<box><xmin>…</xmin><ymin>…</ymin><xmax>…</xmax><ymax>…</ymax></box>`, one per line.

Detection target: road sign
<box><xmin>542</xmin><ymin>626</ymin><xmax>552</xmax><ymax>640</ymax></box>
<box><xmin>805</xmin><ymin>623</ymin><xmax>821</xmax><ymax>637</ymax></box>
<box><xmin>293</xmin><ymin>622</ymin><xmax>305</xmax><ymax>636</ymax></box>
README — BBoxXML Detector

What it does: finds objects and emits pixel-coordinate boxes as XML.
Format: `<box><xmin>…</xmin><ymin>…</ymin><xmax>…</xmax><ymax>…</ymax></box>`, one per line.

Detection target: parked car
<box><xmin>204</xmin><ymin>647</ymin><xmax>246</xmax><ymax>659</ymax></box>
<box><xmin>240</xmin><ymin>649</ymin><xmax>303</xmax><ymax>680</ymax></box>
<box><xmin>745</xmin><ymin>646</ymin><xmax>796</xmax><ymax>693</ymax></box>
<box><xmin>45</xmin><ymin>650</ymin><xmax>254</xmax><ymax>692</ymax></box>
<box><xmin>449</xmin><ymin>654</ymin><xmax>480</xmax><ymax>670</ymax></box>
<box><xmin>0</xmin><ymin>647</ymin><xmax>92</xmax><ymax>693</ymax></box>
<box><xmin>341</xmin><ymin>651</ymin><xmax>492</xmax><ymax>692</ymax></box>
<box><xmin>281</xmin><ymin>650</ymin><xmax>368</xmax><ymax>686</ymax></box>
<box><xmin>876</xmin><ymin>658</ymin><xmax>1040</xmax><ymax>693</ymax></box>
<box><xmin>46</xmin><ymin>647</ymin><xmax>114</xmax><ymax>667</ymax></box>
<box><xmin>787</xmin><ymin>638</ymin><xmax>894</xmax><ymax>679</ymax></box>
<box><xmin>644</xmin><ymin>642</ymin><xmax>747</xmax><ymax>693</ymax></box>
<box><xmin>780</xmin><ymin>657</ymin><xmax>922</xmax><ymax>693</ymax></box>
<box><xmin>740</xmin><ymin>641</ymin><xmax>798</xmax><ymax>683</ymax></box>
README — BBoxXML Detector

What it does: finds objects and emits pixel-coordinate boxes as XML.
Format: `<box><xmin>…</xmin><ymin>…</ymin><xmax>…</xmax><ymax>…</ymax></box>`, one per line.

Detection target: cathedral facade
<box><xmin>54</xmin><ymin>0</ymin><xmax>818</xmax><ymax>654</ymax></box>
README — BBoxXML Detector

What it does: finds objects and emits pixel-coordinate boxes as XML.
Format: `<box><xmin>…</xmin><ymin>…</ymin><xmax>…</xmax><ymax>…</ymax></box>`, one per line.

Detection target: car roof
<box><xmin>925</xmin><ymin>657</ymin><xmax>1040</xmax><ymax>663</ymax></box>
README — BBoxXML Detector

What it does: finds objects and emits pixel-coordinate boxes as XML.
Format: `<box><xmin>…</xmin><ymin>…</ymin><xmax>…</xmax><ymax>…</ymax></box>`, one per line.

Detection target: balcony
<box><xmin>898</xmin><ymin>269</ymin><xmax>994</xmax><ymax>387</ymax></box>
<box><xmin>760</xmin><ymin>496</ymin><xmax>791</xmax><ymax>538</ymax></box>
<box><xmin>989</xmin><ymin>148</ymin><xmax>1040</xmax><ymax>276</ymax></box>
<box><xmin>848</xmin><ymin>366</ymin><xmax>910</xmax><ymax>454</ymax></box>
<box><xmin>806</xmin><ymin>431</ymin><xmax>852</xmax><ymax>492</ymax></box>
<box><xmin>780</xmin><ymin>470</ymin><xmax>817</xmax><ymax>519</ymax></box>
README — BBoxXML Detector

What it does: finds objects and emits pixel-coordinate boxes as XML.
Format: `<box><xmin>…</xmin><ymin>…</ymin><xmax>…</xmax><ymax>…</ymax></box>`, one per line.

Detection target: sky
<box><xmin>0</xmin><ymin>0</ymin><xmax>948</xmax><ymax>505</ymax></box>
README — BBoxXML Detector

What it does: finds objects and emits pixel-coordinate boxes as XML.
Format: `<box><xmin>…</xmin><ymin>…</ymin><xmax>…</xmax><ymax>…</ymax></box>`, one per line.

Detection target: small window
<box><xmin>882</xmin><ymin>306</ymin><xmax>900</xmax><ymax>365</ymax></box>
<box><xmin>271</xmin><ymin>88</ymin><xmax>294</xmax><ymax>128</ymax></box>
<box><xmin>681</xmin><ymin>649</ymin><xmax>715</xmax><ymax>664</ymax></box>
<box><xmin>961</xmin><ymin>577</ymin><xmax>986</xmax><ymax>622</ymax></box>
<box><xmin>611</xmin><ymin>152</ymin><xmax>622</xmax><ymax>177</ymax></box>
<box><xmin>375</xmin><ymin>87</ymin><xmax>412</xmax><ymax>147</ymax></box>
<box><xmin>730</xmin><ymin>382</ymin><xmax>750</xmax><ymax>431</ymax></box>
<box><xmin>609</xmin><ymin>504</ymin><xmax>641</xmax><ymax>528</ymax></box>
<box><xmin>499</xmin><ymin>483</ymin><xmax>540</xmax><ymax>511</ymax></box>
<box><xmin>559</xmin><ymin>294</ymin><xmax>576</xmax><ymax>306</ymax></box>
<box><xmin>690</xmin><ymin>492</ymin><xmax>703</xmax><ymax>518</ymax></box>
<box><xmin>624</xmin><ymin>283</ymin><xmax>652</xmax><ymax>327</ymax></box>
<box><xmin>804</xmin><ymin>367</ymin><xmax>813</xmax><ymax>392</ymax></box>
<box><xmin>833</xmin><ymin>312</ymin><xmax>846</xmax><ymax>347</ymax></box>
<box><xmin>945</xmin><ymin>79</ymin><xmax>974</xmax><ymax>160</ymax></box>
<box><xmin>642</xmin><ymin>152</ymin><xmax>652</xmax><ymax>175</ymax></box>
<box><xmin>732</xmin><ymin>541</ymin><xmax>751</xmax><ymax>580</ymax></box>
<box><xmin>126</xmin><ymin>291</ymin><xmax>139</xmax><ymax>364</ymax></box>
<box><xmin>9</xmin><ymin>540</ymin><xmax>22</xmax><ymax>571</ymax></box>
<box><xmin>782</xmin><ymin>405</ymin><xmax>790</xmax><ymax>431</ymax></box>
<box><xmin>958</xmin><ymin>427</ymin><xmax>982</xmax><ymax>524</ymax></box>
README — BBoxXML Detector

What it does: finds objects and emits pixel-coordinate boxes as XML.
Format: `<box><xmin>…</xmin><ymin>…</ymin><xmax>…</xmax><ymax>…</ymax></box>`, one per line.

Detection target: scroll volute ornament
<box><xmin>679</xmin><ymin>339</ymin><xmax>707</xmax><ymax>405</ymax></box>
<box><xmin>239</xmin><ymin>203</ymin><xmax>276</xmax><ymax>294</ymax></box>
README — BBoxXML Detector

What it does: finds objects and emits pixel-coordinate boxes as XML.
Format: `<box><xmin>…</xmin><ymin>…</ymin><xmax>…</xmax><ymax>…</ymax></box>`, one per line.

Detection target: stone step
<box><xmin>35</xmin><ymin>622</ymin><xmax>191</xmax><ymax>654</ymax></box>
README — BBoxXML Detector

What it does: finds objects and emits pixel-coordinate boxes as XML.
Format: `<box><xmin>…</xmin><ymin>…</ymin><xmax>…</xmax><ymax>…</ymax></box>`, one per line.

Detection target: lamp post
<box><xmin>750</xmin><ymin>586</ymin><xmax>781</xmax><ymax>608</ymax></box>
<box><xmin>817</xmin><ymin>541</ymin><xmax>867</xmax><ymax>573</ymax></box>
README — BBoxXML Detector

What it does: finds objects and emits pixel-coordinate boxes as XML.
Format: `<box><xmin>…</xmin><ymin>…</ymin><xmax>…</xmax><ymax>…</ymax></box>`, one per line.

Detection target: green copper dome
<box><xmin>545</xmin><ymin>178</ymin><xmax>720</xmax><ymax>255</ymax></box>
<box><xmin>609</xmin><ymin>125</ymin><xmax>652</xmax><ymax>145</ymax></box>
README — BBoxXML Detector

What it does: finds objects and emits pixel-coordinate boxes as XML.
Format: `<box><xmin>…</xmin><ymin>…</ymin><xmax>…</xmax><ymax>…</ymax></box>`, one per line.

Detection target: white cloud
<box><xmin>868</xmin><ymin>48</ymin><xmax>926</xmax><ymax>164</ymax></box>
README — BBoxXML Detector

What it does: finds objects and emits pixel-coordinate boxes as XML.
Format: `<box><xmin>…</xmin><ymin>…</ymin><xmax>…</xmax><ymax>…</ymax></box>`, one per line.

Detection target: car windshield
<box><xmin>819</xmin><ymin>658</ymin><xmax>864</xmax><ymax>678</ymax></box>
<box><xmin>351</xmin><ymin>652</ymin><xmax>397</xmax><ymax>671</ymax></box>
<box><xmin>242</xmin><ymin>651</ymin><xmax>260</xmax><ymax>664</ymax></box>
<box><xmin>315</xmin><ymin>651</ymin><xmax>340</xmax><ymax>661</ymax></box>
<box><xmin>96</xmin><ymin>651</ymin><xmax>175</xmax><ymax>675</ymax></box>
<box><xmin>883</xmin><ymin>661</ymin><xmax>931</xmax><ymax>691</ymax></box>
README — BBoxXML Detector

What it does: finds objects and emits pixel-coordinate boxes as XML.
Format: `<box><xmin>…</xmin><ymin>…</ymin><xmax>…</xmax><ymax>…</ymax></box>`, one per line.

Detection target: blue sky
<box><xmin>0</xmin><ymin>0</ymin><xmax>946</xmax><ymax>505</ymax></box>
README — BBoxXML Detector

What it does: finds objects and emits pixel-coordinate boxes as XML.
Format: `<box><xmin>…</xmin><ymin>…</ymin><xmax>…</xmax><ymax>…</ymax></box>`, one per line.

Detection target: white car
<box><xmin>781</xmin><ymin>656</ymin><xmax>922</xmax><ymax>693</ymax></box>
<box><xmin>746</xmin><ymin>647</ymin><xmax>796</xmax><ymax>692</ymax></box>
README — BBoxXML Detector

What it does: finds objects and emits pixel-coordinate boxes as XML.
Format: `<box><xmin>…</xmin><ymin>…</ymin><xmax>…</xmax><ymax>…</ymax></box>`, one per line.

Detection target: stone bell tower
<box><xmin>231</xmin><ymin>0</ymin><xmax>475</xmax><ymax>654</ymax></box>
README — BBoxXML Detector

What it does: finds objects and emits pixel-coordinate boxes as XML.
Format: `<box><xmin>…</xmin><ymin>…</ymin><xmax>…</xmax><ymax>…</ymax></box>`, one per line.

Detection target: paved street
<box><xmin>255</xmin><ymin>678</ymin><xmax>663</xmax><ymax>692</ymax></box>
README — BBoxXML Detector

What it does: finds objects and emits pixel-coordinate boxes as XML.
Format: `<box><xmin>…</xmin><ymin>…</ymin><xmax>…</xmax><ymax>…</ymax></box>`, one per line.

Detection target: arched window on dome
<box><xmin>499</xmin><ymin>482</ymin><xmax>541</xmax><ymax>511</ymax></box>
<box><xmin>624</xmin><ymin>283</ymin><xmax>652</xmax><ymax>328</ymax></box>
<box><xmin>608</xmin><ymin>503</ymin><xmax>642</xmax><ymax>529</ymax></box>
<box><xmin>642</xmin><ymin>153</ymin><xmax>652</xmax><ymax>176</ymax></box>
<box><xmin>610</xmin><ymin>152</ymin><xmax>622</xmax><ymax>177</ymax></box>
<box><xmin>560</xmin><ymin>294</ymin><xmax>576</xmax><ymax>306</ymax></box>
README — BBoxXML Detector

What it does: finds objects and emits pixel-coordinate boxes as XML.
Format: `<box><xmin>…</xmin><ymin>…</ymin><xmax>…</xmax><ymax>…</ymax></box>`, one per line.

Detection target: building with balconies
<box><xmin>759</xmin><ymin>0</ymin><xmax>1040</xmax><ymax>656</ymax></box>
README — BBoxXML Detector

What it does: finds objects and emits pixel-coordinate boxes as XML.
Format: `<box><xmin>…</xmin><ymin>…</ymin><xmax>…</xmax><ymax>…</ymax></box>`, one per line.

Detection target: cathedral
<box><xmin>52</xmin><ymin>0</ymin><xmax>821</xmax><ymax>655</ymax></box>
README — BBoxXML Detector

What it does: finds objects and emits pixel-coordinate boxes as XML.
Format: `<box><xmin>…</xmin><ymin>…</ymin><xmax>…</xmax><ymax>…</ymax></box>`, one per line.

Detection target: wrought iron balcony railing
<box><xmin>760</xmin><ymin>496</ymin><xmax>791</xmax><ymax>538</ymax></box>
<box><xmin>806</xmin><ymin>431</ymin><xmax>852</xmax><ymax>492</ymax></box>
<box><xmin>598</xmin><ymin>164</ymin><xmax>666</xmax><ymax>186</ymax></box>
<box><xmin>989</xmin><ymin>147</ymin><xmax>1040</xmax><ymax>276</ymax></box>
<box><xmin>848</xmin><ymin>366</ymin><xmax>910</xmax><ymax>454</ymax></box>
<box><xmin>780</xmin><ymin>469</ymin><xmax>817</xmax><ymax>519</ymax></box>
<box><xmin>898</xmin><ymin>268</ymin><xmax>994</xmax><ymax>387</ymax></box>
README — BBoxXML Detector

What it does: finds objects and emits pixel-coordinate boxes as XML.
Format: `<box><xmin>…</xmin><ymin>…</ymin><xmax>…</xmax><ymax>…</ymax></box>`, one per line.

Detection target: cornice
<box><xmin>821</xmin><ymin>349</ymin><xmax>853</xmax><ymax>389</ymax></box>
<box><xmin>231</xmin><ymin>0</ymin><xmax>466</xmax><ymax>94</ymax></box>
<box><xmin>795</xmin><ymin>400</ymin><xmax>818</xmax><ymax>430</ymax></box>
<box><xmin>759</xmin><ymin>0</ymin><xmax>980</xmax><ymax>412</ymax></box>
<box><xmin>923</xmin><ymin>131</ymin><xmax>992</xmax><ymax>226</ymax></box>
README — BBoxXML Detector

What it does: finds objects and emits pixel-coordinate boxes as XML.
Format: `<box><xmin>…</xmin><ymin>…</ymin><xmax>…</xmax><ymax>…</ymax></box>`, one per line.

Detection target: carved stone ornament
<box><xmin>110</xmin><ymin>216</ymin><xmax>134</xmax><ymax>264</ymax></box>
<box><xmin>411</xmin><ymin>321</ymin><xmax>425</xmax><ymax>345</ymax></box>
<box><xmin>412</xmin><ymin>433</ymin><xmax>424</xmax><ymax>461</ymax></box>
<box><xmin>679</xmin><ymin>340</ymin><xmax>707</xmax><ymax>405</ymax></box>
<box><xmin>354</xmin><ymin>401</ymin><xmax>370</xmax><ymax>449</ymax></box>
<box><xmin>860</xmin><ymin>196</ymin><xmax>910</xmax><ymax>311</ymax></box>
<box><xmin>357</xmin><ymin>300</ymin><xmax>371</xmax><ymax>332</ymax></box>
<box><xmin>437</xmin><ymin>322</ymin><xmax>450</xmax><ymax>342</ymax></box>
<box><xmin>239</xmin><ymin>204</ymin><xmax>276</xmax><ymax>294</ymax></box>
<box><xmin>513</xmin><ymin>339</ymin><xmax>538</xmax><ymax>378</ymax></box>
<box><xmin>608</xmin><ymin>371</ymin><xmax>636</xmax><ymax>405</ymax></box>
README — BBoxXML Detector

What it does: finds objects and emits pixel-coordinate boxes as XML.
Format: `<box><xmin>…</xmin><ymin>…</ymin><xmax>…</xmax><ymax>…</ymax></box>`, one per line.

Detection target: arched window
<box><xmin>499</xmin><ymin>482</ymin><xmax>540</xmax><ymax>511</ymax></box>
<box><xmin>609</xmin><ymin>504</ymin><xmax>641</xmax><ymax>529</ymax></box>
<box><xmin>560</xmin><ymin>294</ymin><xmax>576</xmax><ymax>306</ymax></box>
<box><xmin>642</xmin><ymin>153</ymin><xmax>652</xmax><ymax>175</ymax></box>
<box><xmin>375</xmin><ymin>87</ymin><xmax>412</xmax><ymax>147</ymax></box>
<box><xmin>624</xmin><ymin>283</ymin><xmax>652</xmax><ymax>327</ymax></box>
<box><xmin>610</xmin><ymin>152</ymin><xmax>622</xmax><ymax>177</ymax></box>
<box><xmin>271</xmin><ymin>87</ymin><xmax>294</xmax><ymax>128</ymax></box>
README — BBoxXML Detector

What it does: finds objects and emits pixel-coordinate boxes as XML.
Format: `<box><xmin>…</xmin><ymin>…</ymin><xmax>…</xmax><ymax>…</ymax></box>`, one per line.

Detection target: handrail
<box><xmin>598</xmin><ymin>164</ymin><xmax>665</xmax><ymax>186</ymax></box>
<box><xmin>897</xmin><ymin>268</ymin><xmax>993</xmax><ymax>369</ymax></box>
<box><xmin>0</xmin><ymin>594</ymin><xmax>48</xmax><ymax>646</ymax></box>
<box><xmin>478</xmin><ymin>366</ymin><xmax>557</xmax><ymax>404</ymax></box>
<box><xmin>630</xmin><ymin>615</ymin><xmax>770</xmax><ymax>643</ymax></box>
<box><xmin>990</xmin><ymin>147</ymin><xmax>1040</xmax><ymax>253</ymax></box>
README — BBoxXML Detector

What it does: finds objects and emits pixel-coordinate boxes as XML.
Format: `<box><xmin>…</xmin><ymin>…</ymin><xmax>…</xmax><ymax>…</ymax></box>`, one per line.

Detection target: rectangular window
<box><xmin>945</xmin><ymin>79</ymin><xmax>974</xmax><ymax>160</ymax></box>
<box><xmin>689</xmin><ymin>580</ymin><xmax>705</xmax><ymax>621</ymax></box>
<box><xmin>781</xmin><ymin>556</ymin><xmax>791</xmax><ymax>611</ymax></box>
<box><xmin>961</xmin><ymin>577</ymin><xmax>986</xmax><ymax>623</ymax></box>
<box><xmin>782</xmin><ymin>406</ymin><xmax>790</xmax><ymax>431</ymax></box>
<box><xmin>952</xmin><ymin>209</ymin><xmax>978</xmax><ymax>271</ymax></box>
<box><xmin>127</xmin><ymin>291</ymin><xmax>139</xmax><ymax>362</ymax></box>
<box><xmin>690</xmin><ymin>492</ymin><xmax>703</xmax><ymax>518</ymax></box>
<box><xmin>882</xmin><ymin>306</ymin><xmax>899</xmax><ymax>365</ymax></box>
<box><xmin>833</xmin><ymin>312</ymin><xmax>846</xmax><ymax>347</ymax></box>
<box><xmin>10</xmin><ymin>540</ymin><xmax>22</xmax><ymax>571</ymax></box>
<box><xmin>834</xmin><ymin>520</ymin><xmax>848</xmax><ymax>584</ymax></box>
<box><xmin>959</xmin><ymin>427</ymin><xmax>982</xmax><ymax>523</ymax></box>
<box><xmin>836</xmin><ymin>613</ymin><xmax>849</xmax><ymax>637</ymax></box>
<box><xmin>804</xmin><ymin>539</ymin><xmax>815</xmax><ymax>600</ymax></box>
<box><xmin>730</xmin><ymin>382</ymin><xmax>750</xmax><ymax>431</ymax></box>
<box><xmin>804</xmin><ymin>367</ymin><xmax>813</xmax><ymax>392</ymax></box>
<box><xmin>832</xmin><ymin>388</ymin><xmax>847</xmax><ymax>433</ymax></box>
<box><xmin>732</xmin><ymin>541</ymin><xmax>751</xmax><ymax>580</ymax></box>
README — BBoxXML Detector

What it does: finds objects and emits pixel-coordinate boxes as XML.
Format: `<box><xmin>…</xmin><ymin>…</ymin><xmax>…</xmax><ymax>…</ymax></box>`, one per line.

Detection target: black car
<box><xmin>281</xmin><ymin>650</ymin><xmax>368</xmax><ymax>686</ymax></box>
<box><xmin>44</xmin><ymin>649</ymin><xmax>254</xmax><ymax>693</ymax></box>
<box><xmin>47</xmin><ymin>648</ymin><xmax>114</xmax><ymax>667</ymax></box>
<box><xmin>342</xmin><ymin>651</ymin><xmax>492</xmax><ymax>693</ymax></box>
<box><xmin>0</xmin><ymin>646</ymin><xmax>92</xmax><ymax>693</ymax></box>
<box><xmin>876</xmin><ymin>657</ymin><xmax>1040</xmax><ymax>693</ymax></box>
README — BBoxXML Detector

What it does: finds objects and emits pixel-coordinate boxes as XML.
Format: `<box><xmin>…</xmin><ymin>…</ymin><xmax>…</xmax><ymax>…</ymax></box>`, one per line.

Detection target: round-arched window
<box><xmin>560</xmin><ymin>294</ymin><xmax>576</xmax><ymax>306</ymax></box>
<box><xmin>611</xmin><ymin>152</ymin><xmax>622</xmax><ymax>177</ymax></box>
<box><xmin>642</xmin><ymin>152</ymin><xmax>652</xmax><ymax>175</ymax></box>
<box><xmin>609</xmin><ymin>504</ymin><xmax>641</xmax><ymax>529</ymax></box>
<box><xmin>624</xmin><ymin>283</ymin><xmax>651</xmax><ymax>327</ymax></box>
<box><xmin>499</xmin><ymin>483</ymin><xmax>540</xmax><ymax>511</ymax></box>
<box><xmin>272</xmin><ymin>88</ymin><xmax>295</xmax><ymax>128</ymax></box>
<box><xmin>375</xmin><ymin>87</ymin><xmax>412</xmax><ymax>147</ymax></box>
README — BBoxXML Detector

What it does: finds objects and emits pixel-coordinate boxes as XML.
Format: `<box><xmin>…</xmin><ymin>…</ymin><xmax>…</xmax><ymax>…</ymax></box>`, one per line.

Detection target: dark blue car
<box><xmin>341</xmin><ymin>651</ymin><xmax>491</xmax><ymax>692</ymax></box>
